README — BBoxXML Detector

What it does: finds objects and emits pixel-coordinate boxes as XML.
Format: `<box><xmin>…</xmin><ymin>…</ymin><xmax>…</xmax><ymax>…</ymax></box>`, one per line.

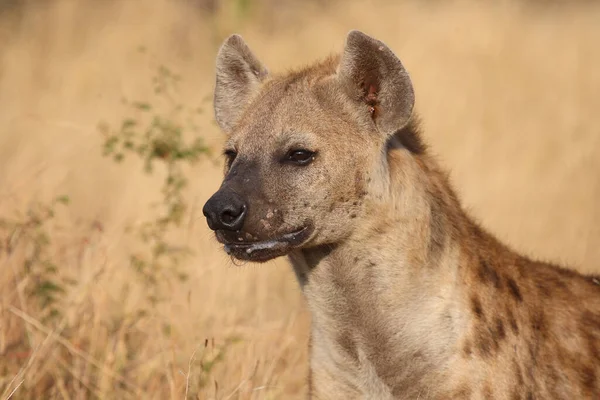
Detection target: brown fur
<box><xmin>204</xmin><ymin>31</ymin><xmax>600</xmax><ymax>399</ymax></box>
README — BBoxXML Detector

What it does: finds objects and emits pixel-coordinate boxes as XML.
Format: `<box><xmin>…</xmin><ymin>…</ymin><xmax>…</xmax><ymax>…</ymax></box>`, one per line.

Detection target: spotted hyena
<box><xmin>202</xmin><ymin>31</ymin><xmax>600</xmax><ymax>399</ymax></box>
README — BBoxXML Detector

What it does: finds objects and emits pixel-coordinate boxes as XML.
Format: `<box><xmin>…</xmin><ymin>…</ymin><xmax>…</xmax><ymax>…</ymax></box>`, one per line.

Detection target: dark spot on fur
<box><xmin>494</xmin><ymin>317</ymin><xmax>506</xmax><ymax>341</ymax></box>
<box><xmin>336</xmin><ymin>329</ymin><xmax>358</xmax><ymax>363</ymax></box>
<box><xmin>352</xmin><ymin>201</ymin><xmax>359</xmax><ymax>206</ymax></box>
<box><xmin>535</xmin><ymin>280</ymin><xmax>552</xmax><ymax>297</ymax></box>
<box><xmin>507</xmin><ymin>278</ymin><xmax>523</xmax><ymax>302</ymax></box>
<box><xmin>531</xmin><ymin>310</ymin><xmax>547</xmax><ymax>338</ymax></box>
<box><xmin>478</xmin><ymin>258</ymin><xmax>502</xmax><ymax>289</ymax></box>
<box><xmin>353</xmin><ymin>257</ymin><xmax>359</xmax><ymax>263</ymax></box>
<box><xmin>354</xmin><ymin>170</ymin><xmax>365</xmax><ymax>199</ymax></box>
<box><xmin>507</xmin><ymin>308</ymin><xmax>519</xmax><ymax>334</ymax></box>
<box><xmin>463</xmin><ymin>339</ymin><xmax>472</xmax><ymax>357</ymax></box>
<box><xmin>476</xmin><ymin>330</ymin><xmax>494</xmax><ymax>358</ymax></box>
<box><xmin>471</xmin><ymin>296</ymin><xmax>485</xmax><ymax>320</ymax></box>
<box><xmin>350</xmin><ymin>213</ymin><xmax>357</xmax><ymax>218</ymax></box>
<box><xmin>303</xmin><ymin>202</ymin><xmax>309</xmax><ymax>207</ymax></box>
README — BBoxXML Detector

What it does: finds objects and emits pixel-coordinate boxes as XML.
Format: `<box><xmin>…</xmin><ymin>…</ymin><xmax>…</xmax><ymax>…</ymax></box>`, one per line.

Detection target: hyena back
<box><xmin>202</xmin><ymin>31</ymin><xmax>600</xmax><ymax>399</ymax></box>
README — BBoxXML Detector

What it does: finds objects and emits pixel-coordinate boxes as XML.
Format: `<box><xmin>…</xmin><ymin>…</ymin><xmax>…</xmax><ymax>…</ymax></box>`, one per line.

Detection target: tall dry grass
<box><xmin>0</xmin><ymin>0</ymin><xmax>599</xmax><ymax>398</ymax></box>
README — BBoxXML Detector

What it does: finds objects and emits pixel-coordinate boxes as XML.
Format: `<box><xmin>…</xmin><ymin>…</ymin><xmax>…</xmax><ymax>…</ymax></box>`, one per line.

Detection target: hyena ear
<box><xmin>214</xmin><ymin>34</ymin><xmax>269</xmax><ymax>134</ymax></box>
<box><xmin>338</xmin><ymin>30</ymin><xmax>415</xmax><ymax>137</ymax></box>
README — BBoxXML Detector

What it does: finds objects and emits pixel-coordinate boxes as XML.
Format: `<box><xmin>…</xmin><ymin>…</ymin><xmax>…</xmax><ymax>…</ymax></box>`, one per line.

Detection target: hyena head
<box><xmin>203</xmin><ymin>31</ymin><xmax>416</xmax><ymax>262</ymax></box>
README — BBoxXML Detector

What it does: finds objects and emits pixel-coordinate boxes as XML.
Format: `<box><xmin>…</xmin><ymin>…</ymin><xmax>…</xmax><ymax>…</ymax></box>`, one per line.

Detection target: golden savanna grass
<box><xmin>0</xmin><ymin>0</ymin><xmax>599</xmax><ymax>398</ymax></box>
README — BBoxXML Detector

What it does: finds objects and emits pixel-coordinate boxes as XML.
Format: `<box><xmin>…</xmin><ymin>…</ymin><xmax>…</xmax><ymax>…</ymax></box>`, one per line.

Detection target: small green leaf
<box><xmin>121</xmin><ymin>119</ymin><xmax>137</xmax><ymax>130</ymax></box>
<box><xmin>133</xmin><ymin>102</ymin><xmax>152</xmax><ymax>111</ymax></box>
<box><xmin>37</xmin><ymin>280</ymin><xmax>65</xmax><ymax>294</ymax></box>
<box><xmin>55</xmin><ymin>195</ymin><xmax>70</xmax><ymax>205</ymax></box>
<box><xmin>163</xmin><ymin>323</ymin><xmax>172</xmax><ymax>337</ymax></box>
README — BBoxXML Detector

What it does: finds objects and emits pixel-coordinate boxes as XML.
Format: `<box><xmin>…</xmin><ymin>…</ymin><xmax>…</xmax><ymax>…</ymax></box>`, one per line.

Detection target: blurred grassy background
<box><xmin>0</xmin><ymin>0</ymin><xmax>599</xmax><ymax>398</ymax></box>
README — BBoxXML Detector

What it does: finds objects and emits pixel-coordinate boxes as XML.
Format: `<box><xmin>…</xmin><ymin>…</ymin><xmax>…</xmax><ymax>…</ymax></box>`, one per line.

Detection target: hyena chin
<box><xmin>203</xmin><ymin>31</ymin><xmax>600</xmax><ymax>399</ymax></box>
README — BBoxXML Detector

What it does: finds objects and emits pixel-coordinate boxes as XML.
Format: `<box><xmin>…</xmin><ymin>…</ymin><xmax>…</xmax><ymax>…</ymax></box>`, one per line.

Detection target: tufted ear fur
<box><xmin>338</xmin><ymin>30</ymin><xmax>415</xmax><ymax>138</ymax></box>
<box><xmin>214</xmin><ymin>34</ymin><xmax>269</xmax><ymax>134</ymax></box>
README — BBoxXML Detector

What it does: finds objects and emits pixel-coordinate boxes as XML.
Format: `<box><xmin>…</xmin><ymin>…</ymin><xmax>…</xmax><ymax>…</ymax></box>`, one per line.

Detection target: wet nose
<box><xmin>202</xmin><ymin>189</ymin><xmax>247</xmax><ymax>232</ymax></box>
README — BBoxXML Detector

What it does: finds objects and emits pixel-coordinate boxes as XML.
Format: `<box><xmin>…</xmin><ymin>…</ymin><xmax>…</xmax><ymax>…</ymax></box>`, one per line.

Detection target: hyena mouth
<box><xmin>222</xmin><ymin>225</ymin><xmax>313</xmax><ymax>263</ymax></box>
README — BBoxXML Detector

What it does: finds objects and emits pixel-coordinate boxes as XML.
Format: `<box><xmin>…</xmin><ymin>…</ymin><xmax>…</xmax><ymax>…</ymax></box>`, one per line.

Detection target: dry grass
<box><xmin>0</xmin><ymin>0</ymin><xmax>599</xmax><ymax>398</ymax></box>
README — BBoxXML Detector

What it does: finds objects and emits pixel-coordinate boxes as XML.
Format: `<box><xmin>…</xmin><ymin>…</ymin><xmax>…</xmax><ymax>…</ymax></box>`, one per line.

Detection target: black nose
<box><xmin>202</xmin><ymin>189</ymin><xmax>247</xmax><ymax>232</ymax></box>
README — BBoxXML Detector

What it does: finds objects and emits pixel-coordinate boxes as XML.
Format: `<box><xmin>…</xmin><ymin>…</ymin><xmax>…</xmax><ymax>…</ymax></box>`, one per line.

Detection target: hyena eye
<box><xmin>285</xmin><ymin>149</ymin><xmax>316</xmax><ymax>166</ymax></box>
<box><xmin>224</xmin><ymin>149</ymin><xmax>237</xmax><ymax>168</ymax></box>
